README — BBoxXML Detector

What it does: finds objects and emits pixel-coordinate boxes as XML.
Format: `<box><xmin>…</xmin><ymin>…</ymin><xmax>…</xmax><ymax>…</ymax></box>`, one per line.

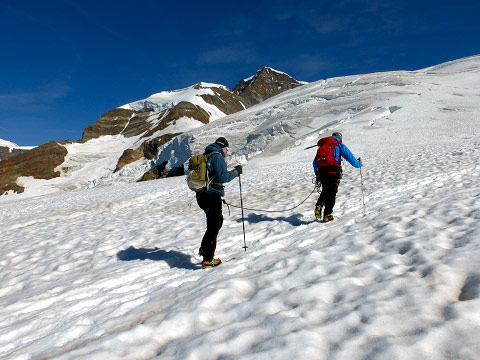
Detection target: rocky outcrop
<box><xmin>82</xmin><ymin>108</ymin><xmax>135</xmax><ymax>141</ymax></box>
<box><xmin>121</xmin><ymin>109</ymin><xmax>154</xmax><ymax>138</ymax></box>
<box><xmin>197</xmin><ymin>84</ymin><xmax>245</xmax><ymax>114</ymax></box>
<box><xmin>233</xmin><ymin>67</ymin><xmax>303</xmax><ymax>107</ymax></box>
<box><xmin>115</xmin><ymin>133</ymin><xmax>181</xmax><ymax>172</ymax></box>
<box><xmin>0</xmin><ymin>141</ymin><xmax>68</xmax><ymax>195</ymax></box>
<box><xmin>0</xmin><ymin>147</ymin><xmax>30</xmax><ymax>161</ymax></box>
<box><xmin>140</xmin><ymin>161</ymin><xmax>185</xmax><ymax>181</ymax></box>
<box><xmin>143</xmin><ymin>102</ymin><xmax>211</xmax><ymax>138</ymax></box>
<box><xmin>110</xmin><ymin>99</ymin><xmax>236</xmax><ymax>173</ymax></box>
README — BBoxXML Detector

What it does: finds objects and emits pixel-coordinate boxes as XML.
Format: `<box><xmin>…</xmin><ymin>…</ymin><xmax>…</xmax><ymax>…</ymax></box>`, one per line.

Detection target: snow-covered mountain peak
<box><xmin>0</xmin><ymin>138</ymin><xmax>18</xmax><ymax>148</ymax></box>
<box><xmin>241</xmin><ymin>67</ymin><xmax>290</xmax><ymax>82</ymax></box>
<box><xmin>120</xmin><ymin>83</ymin><xmax>223</xmax><ymax>112</ymax></box>
<box><xmin>193</xmin><ymin>82</ymin><xmax>230</xmax><ymax>91</ymax></box>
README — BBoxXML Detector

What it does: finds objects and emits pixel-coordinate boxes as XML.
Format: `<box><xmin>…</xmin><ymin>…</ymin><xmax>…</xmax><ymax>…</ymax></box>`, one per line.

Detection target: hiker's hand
<box><xmin>357</xmin><ymin>157</ymin><xmax>363</xmax><ymax>165</ymax></box>
<box><xmin>235</xmin><ymin>165</ymin><xmax>243</xmax><ymax>175</ymax></box>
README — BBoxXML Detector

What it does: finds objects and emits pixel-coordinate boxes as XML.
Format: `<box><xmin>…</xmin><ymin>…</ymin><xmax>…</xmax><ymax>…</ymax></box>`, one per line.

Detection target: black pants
<box><xmin>196</xmin><ymin>192</ymin><xmax>223</xmax><ymax>261</ymax></box>
<box><xmin>316</xmin><ymin>166</ymin><xmax>342</xmax><ymax>216</ymax></box>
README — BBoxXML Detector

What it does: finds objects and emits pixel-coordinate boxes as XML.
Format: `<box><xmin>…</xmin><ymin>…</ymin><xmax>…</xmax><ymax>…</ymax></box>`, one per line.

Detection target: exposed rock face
<box><xmin>121</xmin><ymin>109</ymin><xmax>154</xmax><ymax>138</ymax></box>
<box><xmin>82</xmin><ymin>108</ymin><xmax>135</xmax><ymax>141</ymax></box>
<box><xmin>0</xmin><ymin>147</ymin><xmax>30</xmax><ymax>161</ymax></box>
<box><xmin>115</xmin><ymin>133</ymin><xmax>181</xmax><ymax>172</ymax></box>
<box><xmin>197</xmin><ymin>84</ymin><xmax>246</xmax><ymax>114</ymax></box>
<box><xmin>233</xmin><ymin>67</ymin><xmax>303</xmax><ymax>107</ymax></box>
<box><xmin>140</xmin><ymin>161</ymin><xmax>185</xmax><ymax>181</ymax></box>
<box><xmin>140</xmin><ymin>161</ymin><xmax>168</xmax><ymax>181</ymax></box>
<box><xmin>0</xmin><ymin>141</ymin><xmax>68</xmax><ymax>195</ymax></box>
<box><xmin>143</xmin><ymin>102</ymin><xmax>211</xmax><ymax>138</ymax></box>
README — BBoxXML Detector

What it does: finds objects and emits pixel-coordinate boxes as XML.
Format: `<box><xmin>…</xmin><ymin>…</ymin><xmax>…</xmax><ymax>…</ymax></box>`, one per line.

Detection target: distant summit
<box><xmin>233</xmin><ymin>67</ymin><xmax>304</xmax><ymax>107</ymax></box>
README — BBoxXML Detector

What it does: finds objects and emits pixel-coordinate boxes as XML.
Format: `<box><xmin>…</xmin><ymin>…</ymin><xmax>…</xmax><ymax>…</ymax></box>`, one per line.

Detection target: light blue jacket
<box><xmin>202</xmin><ymin>143</ymin><xmax>238</xmax><ymax>197</ymax></box>
<box><xmin>313</xmin><ymin>135</ymin><xmax>362</xmax><ymax>173</ymax></box>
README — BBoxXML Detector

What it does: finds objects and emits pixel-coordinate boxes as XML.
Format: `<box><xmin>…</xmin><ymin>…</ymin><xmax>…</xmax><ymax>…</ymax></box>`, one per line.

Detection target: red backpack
<box><xmin>315</xmin><ymin>136</ymin><xmax>341</xmax><ymax>167</ymax></box>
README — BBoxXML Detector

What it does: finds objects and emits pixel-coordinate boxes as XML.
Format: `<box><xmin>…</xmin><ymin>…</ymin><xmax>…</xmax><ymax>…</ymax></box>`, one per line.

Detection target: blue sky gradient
<box><xmin>1</xmin><ymin>0</ymin><xmax>479</xmax><ymax>146</ymax></box>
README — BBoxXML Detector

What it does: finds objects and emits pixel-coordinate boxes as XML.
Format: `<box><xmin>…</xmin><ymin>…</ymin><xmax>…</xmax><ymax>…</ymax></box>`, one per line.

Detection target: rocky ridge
<box><xmin>0</xmin><ymin>147</ymin><xmax>30</xmax><ymax>162</ymax></box>
<box><xmin>234</xmin><ymin>67</ymin><xmax>306</xmax><ymax>107</ymax></box>
<box><xmin>0</xmin><ymin>141</ymin><xmax>69</xmax><ymax>195</ymax></box>
<box><xmin>0</xmin><ymin>139</ymin><xmax>31</xmax><ymax>162</ymax></box>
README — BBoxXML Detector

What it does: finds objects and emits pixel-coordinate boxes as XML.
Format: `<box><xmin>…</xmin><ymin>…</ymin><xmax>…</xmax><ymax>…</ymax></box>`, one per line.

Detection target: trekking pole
<box><xmin>238</xmin><ymin>174</ymin><xmax>248</xmax><ymax>251</ymax></box>
<box><xmin>359</xmin><ymin>166</ymin><xmax>366</xmax><ymax>215</ymax></box>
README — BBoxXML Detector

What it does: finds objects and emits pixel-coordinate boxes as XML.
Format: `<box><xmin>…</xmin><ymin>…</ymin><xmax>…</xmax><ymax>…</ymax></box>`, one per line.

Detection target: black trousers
<box><xmin>196</xmin><ymin>192</ymin><xmax>223</xmax><ymax>261</ymax></box>
<box><xmin>316</xmin><ymin>166</ymin><xmax>342</xmax><ymax>216</ymax></box>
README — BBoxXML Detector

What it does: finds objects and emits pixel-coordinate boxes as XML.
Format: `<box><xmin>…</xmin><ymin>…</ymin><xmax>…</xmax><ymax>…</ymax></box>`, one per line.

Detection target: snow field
<box><xmin>1</xmin><ymin>135</ymin><xmax>479</xmax><ymax>359</ymax></box>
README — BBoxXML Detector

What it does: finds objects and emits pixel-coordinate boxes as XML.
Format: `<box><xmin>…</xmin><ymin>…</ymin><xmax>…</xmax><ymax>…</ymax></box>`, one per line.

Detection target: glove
<box><xmin>235</xmin><ymin>165</ymin><xmax>243</xmax><ymax>176</ymax></box>
<box><xmin>357</xmin><ymin>157</ymin><xmax>363</xmax><ymax>166</ymax></box>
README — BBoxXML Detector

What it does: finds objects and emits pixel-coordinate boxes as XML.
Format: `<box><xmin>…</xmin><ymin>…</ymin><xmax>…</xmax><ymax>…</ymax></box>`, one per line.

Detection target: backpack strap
<box><xmin>205</xmin><ymin>151</ymin><xmax>221</xmax><ymax>187</ymax></box>
<box><xmin>330</xmin><ymin>137</ymin><xmax>341</xmax><ymax>165</ymax></box>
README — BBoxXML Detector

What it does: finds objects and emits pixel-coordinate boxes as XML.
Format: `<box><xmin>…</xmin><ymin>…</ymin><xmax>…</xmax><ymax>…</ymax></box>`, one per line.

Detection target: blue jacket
<box><xmin>313</xmin><ymin>135</ymin><xmax>362</xmax><ymax>173</ymax></box>
<box><xmin>202</xmin><ymin>143</ymin><xmax>238</xmax><ymax>197</ymax></box>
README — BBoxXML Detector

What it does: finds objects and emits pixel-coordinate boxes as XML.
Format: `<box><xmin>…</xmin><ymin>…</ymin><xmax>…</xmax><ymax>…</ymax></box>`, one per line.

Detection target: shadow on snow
<box><xmin>241</xmin><ymin>213</ymin><xmax>315</xmax><ymax>226</ymax></box>
<box><xmin>117</xmin><ymin>246</ymin><xmax>199</xmax><ymax>270</ymax></box>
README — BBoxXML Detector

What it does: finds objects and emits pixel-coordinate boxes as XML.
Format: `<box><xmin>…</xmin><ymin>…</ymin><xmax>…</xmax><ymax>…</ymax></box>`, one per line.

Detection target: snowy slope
<box><xmin>0</xmin><ymin>138</ymin><xmax>34</xmax><ymax>150</ymax></box>
<box><xmin>119</xmin><ymin>82</ymin><xmax>230</xmax><ymax>119</ymax></box>
<box><xmin>0</xmin><ymin>138</ymin><xmax>18</xmax><ymax>148</ymax></box>
<box><xmin>1</xmin><ymin>55</ymin><xmax>480</xmax><ymax>359</ymax></box>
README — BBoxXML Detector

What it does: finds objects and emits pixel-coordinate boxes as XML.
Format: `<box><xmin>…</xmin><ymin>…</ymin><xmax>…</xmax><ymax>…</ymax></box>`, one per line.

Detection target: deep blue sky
<box><xmin>1</xmin><ymin>0</ymin><xmax>479</xmax><ymax>146</ymax></box>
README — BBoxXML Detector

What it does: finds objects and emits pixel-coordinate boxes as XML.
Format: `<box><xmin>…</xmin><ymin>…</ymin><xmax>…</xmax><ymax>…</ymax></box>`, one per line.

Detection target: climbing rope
<box><xmin>223</xmin><ymin>178</ymin><xmax>320</xmax><ymax>214</ymax></box>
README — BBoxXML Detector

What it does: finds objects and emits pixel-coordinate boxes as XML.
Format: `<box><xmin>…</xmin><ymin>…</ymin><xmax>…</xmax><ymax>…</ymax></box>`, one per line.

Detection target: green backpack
<box><xmin>186</xmin><ymin>152</ymin><xmax>219</xmax><ymax>191</ymax></box>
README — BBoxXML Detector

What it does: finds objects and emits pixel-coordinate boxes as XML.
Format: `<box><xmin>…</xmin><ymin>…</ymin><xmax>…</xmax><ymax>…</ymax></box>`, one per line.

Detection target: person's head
<box><xmin>332</xmin><ymin>132</ymin><xmax>343</xmax><ymax>142</ymax></box>
<box><xmin>215</xmin><ymin>137</ymin><xmax>229</xmax><ymax>154</ymax></box>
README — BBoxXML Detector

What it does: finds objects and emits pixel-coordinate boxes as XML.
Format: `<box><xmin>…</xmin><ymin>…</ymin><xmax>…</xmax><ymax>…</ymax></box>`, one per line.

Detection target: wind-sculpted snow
<box><xmin>1</xmin><ymin>134</ymin><xmax>480</xmax><ymax>359</ymax></box>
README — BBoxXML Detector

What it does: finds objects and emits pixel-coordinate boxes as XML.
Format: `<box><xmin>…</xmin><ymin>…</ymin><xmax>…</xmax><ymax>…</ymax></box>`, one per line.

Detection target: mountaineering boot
<box><xmin>323</xmin><ymin>214</ymin><xmax>334</xmax><ymax>223</ymax></box>
<box><xmin>314</xmin><ymin>205</ymin><xmax>323</xmax><ymax>219</ymax></box>
<box><xmin>202</xmin><ymin>258</ymin><xmax>222</xmax><ymax>269</ymax></box>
